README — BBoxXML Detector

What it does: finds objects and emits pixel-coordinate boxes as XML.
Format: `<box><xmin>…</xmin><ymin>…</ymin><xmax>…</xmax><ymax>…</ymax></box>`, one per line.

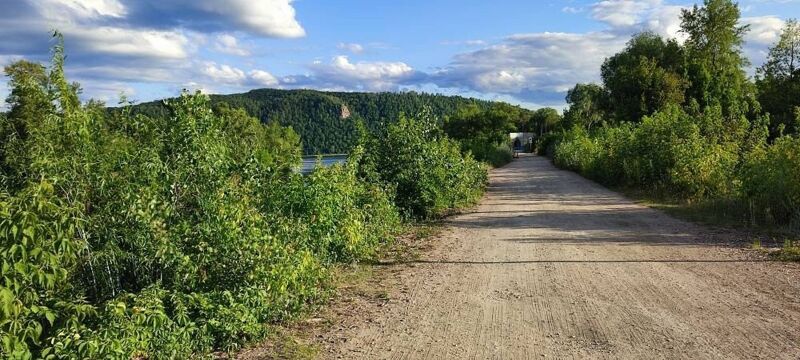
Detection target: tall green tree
<box><xmin>527</xmin><ymin>108</ymin><xmax>562</xmax><ymax>136</ymax></box>
<box><xmin>680</xmin><ymin>0</ymin><xmax>755</xmax><ymax>120</ymax></box>
<box><xmin>756</xmin><ymin>19</ymin><xmax>800</xmax><ymax>136</ymax></box>
<box><xmin>444</xmin><ymin>103</ymin><xmax>523</xmax><ymax>145</ymax></box>
<box><xmin>601</xmin><ymin>32</ymin><xmax>687</xmax><ymax>122</ymax></box>
<box><xmin>563</xmin><ymin>83</ymin><xmax>609</xmax><ymax>129</ymax></box>
<box><xmin>1</xmin><ymin>60</ymin><xmax>52</xmax><ymax>191</ymax></box>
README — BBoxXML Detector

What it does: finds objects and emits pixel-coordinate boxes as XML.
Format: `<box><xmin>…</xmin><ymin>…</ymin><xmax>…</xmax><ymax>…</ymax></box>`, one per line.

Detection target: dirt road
<box><xmin>324</xmin><ymin>154</ymin><xmax>800</xmax><ymax>359</ymax></box>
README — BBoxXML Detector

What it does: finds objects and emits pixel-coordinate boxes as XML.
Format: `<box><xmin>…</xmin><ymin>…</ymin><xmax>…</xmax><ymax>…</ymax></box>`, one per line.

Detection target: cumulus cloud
<box><xmin>30</xmin><ymin>0</ymin><xmax>307</xmax><ymax>38</ymax></box>
<box><xmin>67</xmin><ymin>26</ymin><xmax>190</xmax><ymax>59</ymax></box>
<box><xmin>319</xmin><ymin>56</ymin><xmax>415</xmax><ymax>86</ymax></box>
<box><xmin>195</xmin><ymin>63</ymin><xmax>281</xmax><ymax>89</ymax></box>
<box><xmin>430</xmin><ymin>31</ymin><xmax>627</xmax><ymax>104</ymax></box>
<box><xmin>278</xmin><ymin>56</ymin><xmax>420</xmax><ymax>91</ymax></box>
<box><xmin>0</xmin><ymin>0</ymin><xmax>307</xmax><ymax>101</ymax></box>
<box><xmin>0</xmin><ymin>0</ymin><xmax>793</xmax><ymax>109</ymax></box>
<box><xmin>743</xmin><ymin>16</ymin><xmax>785</xmax><ymax>45</ymax></box>
<box><xmin>327</xmin><ymin>55</ymin><xmax>413</xmax><ymax>78</ymax></box>
<box><xmin>591</xmin><ymin>0</ymin><xmax>662</xmax><ymax>28</ymax></box>
<box><xmin>1</xmin><ymin>1</ymin><xmax>193</xmax><ymax>63</ymax></box>
<box><xmin>741</xmin><ymin>15</ymin><xmax>785</xmax><ymax>68</ymax></box>
<box><xmin>0</xmin><ymin>0</ymin><xmax>306</xmax><ymax>59</ymax></box>
<box><xmin>645</xmin><ymin>5</ymin><xmax>686</xmax><ymax>40</ymax></box>
<box><xmin>426</xmin><ymin>2</ymin><xmax>787</xmax><ymax>105</ymax></box>
<box><xmin>202</xmin><ymin>62</ymin><xmax>247</xmax><ymax>84</ymax></box>
<box><xmin>31</xmin><ymin>0</ymin><xmax>127</xmax><ymax>20</ymax></box>
<box><xmin>121</xmin><ymin>0</ymin><xmax>305</xmax><ymax>38</ymax></box>
<box><xmin>422</xmin><ymin>0</ymin><xmax>680</xmax><ymax>104</ymax></box>
<box><xmin>187</xmin><ymin>0</ymin><xmax>305</xmax><ymax>38</ymax></box>
<box><xmin>249</xmin><ymin>70</ymin><xmax>279</xmax><ymax>86</ymax></box>
<box><xmin>214</xmin><ymin>34</ymin><xmax>250</xmax><ymax>56</ymax></box>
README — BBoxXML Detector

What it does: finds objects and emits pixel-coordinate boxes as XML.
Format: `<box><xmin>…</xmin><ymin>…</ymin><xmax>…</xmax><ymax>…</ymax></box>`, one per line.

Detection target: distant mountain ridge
<box><xmin>125</xmin><ymin>88</ymin><xmax>495</xmax><ymax>154</ymax></box>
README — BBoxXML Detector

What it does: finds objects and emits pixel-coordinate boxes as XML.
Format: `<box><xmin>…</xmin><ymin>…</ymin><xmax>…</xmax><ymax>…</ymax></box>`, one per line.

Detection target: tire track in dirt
<box><xmin>322</xmin><ymin>154</ymin><xmax>800</xmax><ymax>359</ymax></box>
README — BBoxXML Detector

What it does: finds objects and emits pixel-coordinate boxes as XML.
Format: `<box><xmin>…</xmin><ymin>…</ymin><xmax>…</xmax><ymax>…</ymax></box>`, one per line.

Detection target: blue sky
<box><xmin>0</xmin><ymin>0</ymin><xmax>797</xmax><ymax>110</ymax></box>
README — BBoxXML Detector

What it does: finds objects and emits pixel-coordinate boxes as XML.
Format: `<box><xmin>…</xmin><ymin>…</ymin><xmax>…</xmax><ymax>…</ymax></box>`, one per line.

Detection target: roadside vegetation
<box><xmin>444</xmin><ymin>103</ymin><xmax>540</xmax><ymax>168</ymax></box>
<box><xmin>539</xmin><ymin>0</ymin><xmax>800</xmax><ymax>256</ymax></box>
<box><xmin>0</xmin><ymin>34</ymin><xmax>489</xmax><ymax>358</ymax></box>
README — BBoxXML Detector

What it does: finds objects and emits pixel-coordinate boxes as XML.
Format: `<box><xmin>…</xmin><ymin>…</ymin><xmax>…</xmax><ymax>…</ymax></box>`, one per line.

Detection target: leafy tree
<box><xmin>213</xmin><ymin>103</ymin><xmax>301</xmax><ymax>171</ymax></box>
<box><xmin>757</xmin><ymin>19</ymin><xmax>800</xmax><ymax>137</ymax></box>
<box><xmin>444</xmin><ymin>103</ymin><xmax>530</xmax><ymax>166</ymax></box>
<box><xmin>563</xmin><ymin>83</ymin><xmax>609</xmax><ymax>129</ymax></box>
<box><xmin>680</xmin><ymin>0</ymin><xmax>755</xmax><ymax>120</ymax></box>
<box><xmin>527</xmin><ymin>107</ymin><xmax>562</xmax><ymax>136</ymax></box>
<box><xmin>444</xmin><ymin>103</ymin><xmax>522</xmax><ymax>145</ymax></box>
<box><xmin>601</xmin><ymin>32</ymin><xmax>687</xmax><ymax>122</ymax></box>
<box><xmin>359</xmin><ymin>110</ymin><xmax>487</xmax><ymax>219</ymax></box>
<box><xmin>1</xmin><ymin>60</ymin><xmax>52</xmax><ymax>191</ymax></box>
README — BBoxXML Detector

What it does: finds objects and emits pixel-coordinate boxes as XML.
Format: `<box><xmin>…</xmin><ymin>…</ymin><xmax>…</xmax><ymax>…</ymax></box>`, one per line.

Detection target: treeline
<box><xmin>443</xmin><ymin>103</ymin><xmax>528</xmax><ymax>167</ymax></box>
<box><xmin>0</xmin><ymin>36</ymin><xmax>486</xmax><ymax>358</ymax></box>
<box><xmin>126</xmin><ymin>88</ymin><xmax>496</xmax><ymax>155</ymax></box>
<box><xmin>543</xmin><ymin>0</ymin><xmax>800</xmax><ymax>229</ymax></box>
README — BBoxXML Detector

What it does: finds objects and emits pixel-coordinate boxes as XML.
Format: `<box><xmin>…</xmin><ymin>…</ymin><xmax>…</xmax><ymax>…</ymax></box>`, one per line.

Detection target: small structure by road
<box><xmin>509</xmin><ymin>132</ymin><xmax>534</xmax><ymax>152</ymax></box>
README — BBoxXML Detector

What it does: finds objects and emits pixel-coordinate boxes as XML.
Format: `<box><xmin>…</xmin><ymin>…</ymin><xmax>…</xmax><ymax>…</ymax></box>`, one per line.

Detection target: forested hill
<box><xmin>124</xmin><ymin>89</ymin><xmax>495</xmax><ymax>154</ymax></box>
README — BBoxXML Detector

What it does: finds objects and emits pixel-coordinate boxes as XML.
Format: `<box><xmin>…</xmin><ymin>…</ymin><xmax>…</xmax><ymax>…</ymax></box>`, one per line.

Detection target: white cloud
<box><xmin>743</xmin><ymin>16</ymin><xmax>785</xmax><ymax>45</ymax></box>
<box><xmin>191</xmin><ymin>0</ymin><xmax>305</xmax><ymax>38</ymax></box>
<box><xmin>1</xmin><ymin>0</ymin><xmax>793</xmax><ymax>109</ymax></box>
<box><xmin>214</xmin><ymin>34</ymin><xmax>250</xmax><ymax>56</ymax></box>
<box><xmin>7</xmin><ymin>1</ymin><xmax>193</xmax><ymax>62</ymax></box>
<box><xmin>646</xmin><ymin>5</ymin><xmax>687</xmax><ymax>40</ymax></box>
<box><xmin>431</xmin><ymin>31</ymin><xmax>627</xmax><ymax>103</ymax></box>
<box><xmin>31</xmin><ymin>0</ymin><xmax>127</xmax><ymax>20</ymax></box>
<box><xmin>741</xmin><ymin>16</ymin><xmax>786</xmax><ymax>71</ymax></box>
<box><xmin>426</xmin><ymin>2</ymin><xmax>791</xmax><ymax>105</ymax></box>
<box><xmin>307</xmin><ymin>56</ymin><xmax>418</xmax><ymax>91</ymax></box>
<box><xmin>249</xmin><ymin>70</ymin><xmax>279</xmax><ymax>86</ymax></box>
<box><xmin>337</xmin><ymin>42</ymin><xmax>365</xmax><ymax>54</ymax></box>
<box><xmin>183</xmin><ymin>81</ymin><xmax>215</xmax><ymax>95</ymax></box>
<box><xmin>326</xmin><ymin>55</ymin><xmax>414</xmax><ymax>79</ymax></box>
<box><xmin>591</xmin><ymin>0</ymin><xmax>662</xmax><ymax>28</ymax></box>
<box><xmin>474</xmin><ymin>70</ymin><xmax>527</xmax><ymax>92</ymax></box>
<box><xmin>202</xmin><ymin>62</ymin><xmax>247</xmax><ymax>84</ymax></box>
<box><xmin>66</xmin><ymin>26</ymin><xmax>190</xmax><ymax>59</ymax></box>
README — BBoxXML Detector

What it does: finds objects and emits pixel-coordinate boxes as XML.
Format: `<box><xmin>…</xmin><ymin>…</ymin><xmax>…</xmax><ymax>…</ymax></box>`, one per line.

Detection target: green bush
<box><xmin>741</xmin><ymin>136</ymin><xmax>800</xmax><ymax>227</ymax></box>
<box><xmin>553</xmin><ymin>105</ymin><xmax>739</xmax><ymax>200</ymax></box>
<box><xmin>535</xmin><ymin>132</ymin><xmax>563</xmax><ymax>156</ymax></box>
<box><xmin>460</xmin><ymin>140</ymin><xmax>513</xmax><ymax>168</ymax></box>
<box><xmin>0</xmin><ymin>36</ymin><xmax>410</xmax><ymax>359</ymax></box>
<box><xmin>552</xmin><ymin>126</ymin><xmax>600</xmax><ymax>174</ymax></box>
<box><xmin>359</xmin><ymin>112</ymin><xmax>488</xmax><ymax>219</ymax></box>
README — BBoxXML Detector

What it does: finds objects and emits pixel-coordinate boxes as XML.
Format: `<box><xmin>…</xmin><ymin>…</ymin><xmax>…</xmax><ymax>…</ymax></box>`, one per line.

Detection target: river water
<box><xmin>299</xmin><ymin>155</ymin><xmax>348</xmax><ymax>174</ymax></box>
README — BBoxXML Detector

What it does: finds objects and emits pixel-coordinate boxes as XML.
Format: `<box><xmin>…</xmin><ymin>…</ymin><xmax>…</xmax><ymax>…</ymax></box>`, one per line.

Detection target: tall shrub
<box><xmin>359</xmin><ymin>112</ymin><xmax>487</xmax><ymax>219</ymax></box>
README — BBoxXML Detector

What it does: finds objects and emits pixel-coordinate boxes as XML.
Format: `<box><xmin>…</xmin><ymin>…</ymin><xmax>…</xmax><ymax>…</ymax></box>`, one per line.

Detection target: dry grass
<box><xmin>610</xmin><ymin>186</ymin><xmax>800</xmax><ymax>259</ymax></box>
